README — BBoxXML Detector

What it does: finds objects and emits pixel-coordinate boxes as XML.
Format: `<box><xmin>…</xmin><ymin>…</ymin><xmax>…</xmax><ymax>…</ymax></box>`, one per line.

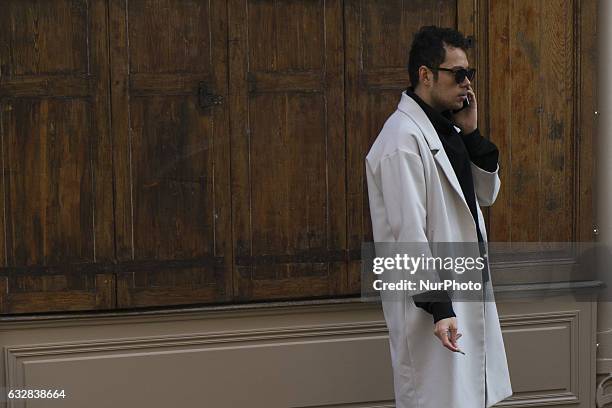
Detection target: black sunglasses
<box><xmin>431</xmin><ymin>67</ymin><xmax>476</xmax><ymax>84</ymax></box>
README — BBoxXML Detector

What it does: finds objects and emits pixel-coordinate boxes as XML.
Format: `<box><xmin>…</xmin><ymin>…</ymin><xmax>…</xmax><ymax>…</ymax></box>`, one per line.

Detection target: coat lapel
<box><xmin>397</xmin><ymin>92</ymin><xmax>468</xmax><ymax>206</ymax></box>
<box><xmin>433</xmin><ymin>148</ymin><xmax>468</xmax><ymax>205</ymax></box>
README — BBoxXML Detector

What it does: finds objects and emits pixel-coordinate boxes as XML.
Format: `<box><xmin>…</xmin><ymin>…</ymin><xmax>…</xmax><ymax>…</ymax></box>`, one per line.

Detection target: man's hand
<box><xmin>434</xmin><ymin>317</ymin><xmax>462</xmax><ymax>353</ymax></box>
<box><xmin>452</xmin><ymin>86</ymin><xmax>477</xmax><ymax>134</ymax></box>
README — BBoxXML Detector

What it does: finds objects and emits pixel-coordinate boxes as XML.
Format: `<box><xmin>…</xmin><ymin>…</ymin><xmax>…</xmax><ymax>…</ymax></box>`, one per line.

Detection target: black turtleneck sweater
<box><xmin>406</xmin><ymin>87</ymin><xmax>499</xmax><ymax>323</ymax></box>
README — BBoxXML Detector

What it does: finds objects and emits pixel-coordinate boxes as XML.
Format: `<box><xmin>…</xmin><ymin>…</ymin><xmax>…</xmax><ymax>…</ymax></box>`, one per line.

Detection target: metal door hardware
<box><xmin>198</xmin><ymin>82</ymin><xmax>223</xmax><ymax>109</ymax></box>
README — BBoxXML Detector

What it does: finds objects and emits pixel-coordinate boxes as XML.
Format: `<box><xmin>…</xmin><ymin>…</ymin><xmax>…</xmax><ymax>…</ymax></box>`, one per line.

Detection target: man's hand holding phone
<box><xmin>451</xmin><ymin>85</ymin><xmax>477</xmax><ymax>134</ymax></box>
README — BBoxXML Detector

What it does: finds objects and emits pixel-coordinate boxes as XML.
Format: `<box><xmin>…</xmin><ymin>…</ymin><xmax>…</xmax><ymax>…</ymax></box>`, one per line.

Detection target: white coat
<box><xmin>365</xmin><ymin>91</ymin><xmax>513</xmax><ymax>408</ymax></box>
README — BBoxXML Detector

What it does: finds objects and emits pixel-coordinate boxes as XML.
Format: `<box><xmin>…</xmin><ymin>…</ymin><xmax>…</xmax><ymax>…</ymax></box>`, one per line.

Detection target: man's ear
<box><xmin>419</xmin><ymin>66</ymin><xmax>430</xmax><ymax>86</ymax></box>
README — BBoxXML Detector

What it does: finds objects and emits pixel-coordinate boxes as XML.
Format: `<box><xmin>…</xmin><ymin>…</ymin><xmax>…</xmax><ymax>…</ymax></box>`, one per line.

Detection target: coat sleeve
<box><xmin>379</xmin><ymin>149</ymin><xmax>448</xmax><ymax>301</ymax></box>
<box><xmin>379</xmin><ymin>149</ymin><xmax>428</xmax><ymax>243</ymax></box>
<box><xmin>471</xmin><ymin>162</ymin><xmax>501</xmax><ymax>207</ymax></box>
<box><xmin>460</xmin><ymin>128</ymin><xmax>501</xmax><ymax>207</ymax></box>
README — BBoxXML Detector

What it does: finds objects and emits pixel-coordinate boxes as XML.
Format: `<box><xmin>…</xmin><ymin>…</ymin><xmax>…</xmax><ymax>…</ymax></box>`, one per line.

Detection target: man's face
<box><xmin>429</xmin><ymin>46</ymin><xmax>471</xmax><ymax>112</ymax></box>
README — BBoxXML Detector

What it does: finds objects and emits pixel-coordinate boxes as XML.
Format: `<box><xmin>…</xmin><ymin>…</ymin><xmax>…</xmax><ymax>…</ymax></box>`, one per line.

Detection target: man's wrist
<box><xmin>431</xmin><ymin>300</ymin><xmax>456</xmax><ymax>323</ymax></box>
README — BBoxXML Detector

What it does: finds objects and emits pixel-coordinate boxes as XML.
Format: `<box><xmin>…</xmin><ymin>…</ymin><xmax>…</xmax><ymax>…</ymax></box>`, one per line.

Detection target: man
<box><xmin>365</xmin><ymin>26</ymin><xmax>513</xmax><ymax>408</ymax></box>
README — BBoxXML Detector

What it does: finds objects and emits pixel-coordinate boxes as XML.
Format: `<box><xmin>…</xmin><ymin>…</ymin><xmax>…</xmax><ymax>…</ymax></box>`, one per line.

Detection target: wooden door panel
<box><xmin>484</xmin><ymin>0</ymin><xmax>596</xmax><ymax>283</ymax></box>
<box><xmin>346</xmin><ymin>0</ymin><xmax>458</xmax><ymax>292</ymax></box>
<box><xmin>129</xmin><ymin>97</ymin><xmax>215</xmax><ymax>260</ymax></box>
<box><xmin>4</xmin><ymin>99</ymin><xmax>94</xmax><ymax>265</ymax></box>
<box><xmin>229</xmin><ymin>0</ymin><xmax>347</xmax><ymax>301</ymax></box>
<box><xmin>0</xmin><ymin>0</ymin><xmax>114</xmax><ymax>313</ymax></box>
<box><xmin>248</xmin><ymin>93</ymin><xmax>328</xmax><ymax>252</ymax></box>
<box><xmin>2</xmin><ymin>1</ymin><xmax>88</xmax><ymax>75</ymax></box>
<box><xmin>247</xmin><ymin>0</ymin><xmax>326</xmax><ymax>72</ymax></box>
<box><xmin>488</xmin><ymin>0</ymin><xmax>575</xmax><ymax>243</ymax></box>
<box><xmin>127</xmin><ymin>2</ymin><xmax>212</xmax><ymax>74</ymax></box>
<box><xmin>110</xmin><ymin>0</ymin><xmax>231</xmax><ymax>307</ymax></box>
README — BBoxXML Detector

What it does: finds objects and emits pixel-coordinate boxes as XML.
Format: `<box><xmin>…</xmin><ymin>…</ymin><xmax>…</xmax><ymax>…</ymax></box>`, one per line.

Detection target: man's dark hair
<box><xmin>408</xmin><ymin>26</ymin><xmax>470</xmax><ymax>88</ymax></box>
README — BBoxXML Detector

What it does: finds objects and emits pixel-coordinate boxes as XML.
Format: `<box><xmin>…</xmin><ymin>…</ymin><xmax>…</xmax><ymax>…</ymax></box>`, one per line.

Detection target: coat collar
<box><xmin>397</xmin><ymin>91</ymin><xmax>443</xmax><ymax>152</ymax></box>
<box><xmin>396</xmin><ymin>91</ymin><xmax>467</xmax><ymax>205</ymax></box>
<box><xmin>405</xmin><ymin>87</ymin><xmax>459</xmax><ymax>138</ymax></box>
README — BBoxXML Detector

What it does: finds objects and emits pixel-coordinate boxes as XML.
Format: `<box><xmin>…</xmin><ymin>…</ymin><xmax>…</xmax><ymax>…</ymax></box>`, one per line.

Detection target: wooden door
<box><xmin>0</xmin><ymin>0</ymin><xmax>115</xmax><ymax>313</ymax></box>
<box><xmin>109</xmin><ymin>0</ymin><xmax>232</xmax><ymax>307</ymax></box>
<box><xmin>228</xmin><ymin>0</ymin><xmax>347</xmax><ymax>300</ymax></box>
<box><xmin>0</xmin><ymin>0</ymin><xmax>597</xmax><ymax>313</ymax></box>
<box><xmin>486</xmin><ymin>0</ymin><xmax>595</xmax><ymax>243</ymax></box>
<box><xmin>483</xmin><ymin>0</ymin><xmax>596</xmax><ymax>283</ymax></box>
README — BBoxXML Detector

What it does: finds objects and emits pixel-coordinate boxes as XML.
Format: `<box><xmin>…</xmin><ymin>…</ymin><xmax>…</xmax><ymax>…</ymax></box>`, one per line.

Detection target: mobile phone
<box><xmin>452</xmin><ymin>96</ymin><xmax>470</xmax><ymax>114</ymax></box>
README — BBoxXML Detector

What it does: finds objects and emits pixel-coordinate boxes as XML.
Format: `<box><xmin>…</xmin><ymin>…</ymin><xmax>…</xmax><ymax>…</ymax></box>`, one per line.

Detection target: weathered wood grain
<box><xmin>0</xmin><ymin>0</ymin><xmax>114</xmax><ymax>313</ymax></box>
<box><xmin>110</xmin><ymin>0</ymin><xmax>231</xmax><ymax>308</ymax></box>
<box><xmin>229</xmin><ymin>0</ymin><xmax>346</xmax><ymax>301</ymax></box>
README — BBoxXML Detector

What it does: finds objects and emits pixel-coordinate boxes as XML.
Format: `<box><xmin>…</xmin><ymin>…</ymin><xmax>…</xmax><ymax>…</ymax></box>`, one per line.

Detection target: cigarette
<box><xmin>447</xmin><ymin>330</ymin><xmax>464</xmax><ymax>354</ymax></box>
